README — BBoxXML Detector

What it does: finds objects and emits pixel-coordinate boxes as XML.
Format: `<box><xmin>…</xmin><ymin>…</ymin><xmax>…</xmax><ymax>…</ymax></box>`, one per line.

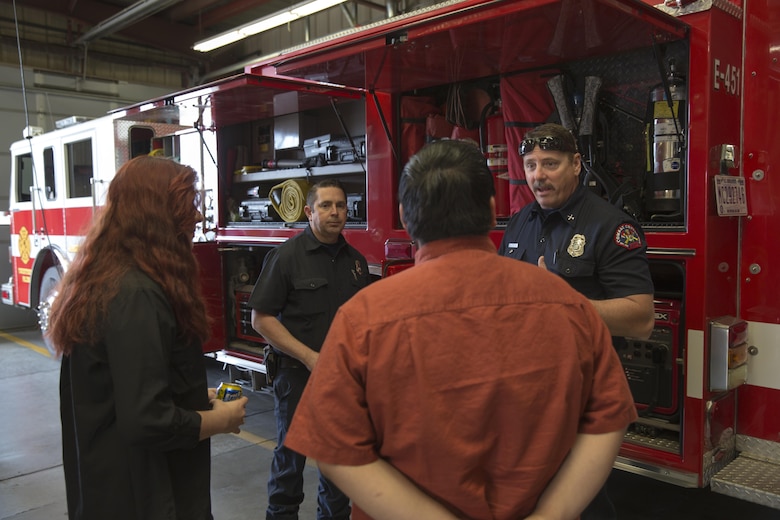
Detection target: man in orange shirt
<box><xmin>284</xmin><ymin>140</ymin><xmax>637</xmax><ymax>519</ymax></box>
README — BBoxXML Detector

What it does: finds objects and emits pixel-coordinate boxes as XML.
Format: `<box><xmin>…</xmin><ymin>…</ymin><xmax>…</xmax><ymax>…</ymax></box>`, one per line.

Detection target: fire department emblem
<box><xmin>567</xmin><ymin>234</ymin><xmax>586</xmax><ymax>258</ymax></box>
<box><xmin>614</xmin><ymin>224</ymin><xmax>642</xmax><ymax>250</ymax></box>
<box><xmin>18</xmin><ymin>226</ymin><xmax>31</xmax><ymax>265</ymax></box>
<box><xmin>352</xmin><ymin>260</ymin><xmax>363</xmax><ymax>281</ymax></box>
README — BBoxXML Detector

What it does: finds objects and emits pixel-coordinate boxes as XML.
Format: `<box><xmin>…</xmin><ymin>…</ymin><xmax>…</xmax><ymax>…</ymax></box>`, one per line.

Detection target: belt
<box><xmin>277</xmin><ymin>356</ymin><xmax>306</xmax><ymax>369</ymax></box>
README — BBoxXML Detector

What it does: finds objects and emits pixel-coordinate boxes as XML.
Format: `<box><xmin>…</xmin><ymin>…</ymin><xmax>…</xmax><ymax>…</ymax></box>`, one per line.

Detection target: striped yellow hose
<box><xmin>269</xmin><ymin>179</ymin><xmax>311</xmax><ymax>222</ymax></box>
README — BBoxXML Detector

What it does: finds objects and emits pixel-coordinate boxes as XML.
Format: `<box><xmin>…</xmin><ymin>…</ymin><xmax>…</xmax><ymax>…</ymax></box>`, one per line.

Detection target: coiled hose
<box><xmin>269</xmin><ymin>179</ymin><xmax>311</xmax><ymax>222</ymax></box>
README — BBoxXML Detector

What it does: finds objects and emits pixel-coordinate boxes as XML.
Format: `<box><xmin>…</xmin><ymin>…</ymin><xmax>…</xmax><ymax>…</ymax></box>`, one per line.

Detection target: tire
<box><xmin>37</xmin><ymin>266</ymin><xmax>62</xmax><ymax>358</ymax></box>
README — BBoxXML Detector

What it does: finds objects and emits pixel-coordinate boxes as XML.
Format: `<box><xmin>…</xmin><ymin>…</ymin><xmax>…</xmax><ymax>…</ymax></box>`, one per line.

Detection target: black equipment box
<box><xmin>619</xmin><ymin>298</ymin><xmax>682</xmax><ymax>417</ymax></box>
<box><xmin>303</xmin><ymin>134</ymin><xmax>366</xmax><ymax>165</ymax></box>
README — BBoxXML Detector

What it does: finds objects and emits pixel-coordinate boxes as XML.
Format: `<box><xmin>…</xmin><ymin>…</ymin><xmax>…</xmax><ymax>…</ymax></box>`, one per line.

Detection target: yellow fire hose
<box><xmin>268</xmin><ymin>179</ymin><xmax>311</xmax><ymax>222</ymax></box>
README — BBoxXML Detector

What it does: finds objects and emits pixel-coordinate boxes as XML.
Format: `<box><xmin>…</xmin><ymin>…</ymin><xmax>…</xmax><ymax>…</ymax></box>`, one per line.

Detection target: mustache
<box><xmin>533</xmin><ymin>182</ymin><xmax>553</xmax><ymax>191</ymax></box>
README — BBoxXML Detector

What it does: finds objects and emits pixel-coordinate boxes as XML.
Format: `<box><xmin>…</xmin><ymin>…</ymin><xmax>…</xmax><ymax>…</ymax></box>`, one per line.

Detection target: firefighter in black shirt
<box><xmin>248</xmin><ymin>179</ymin><xmax>369</xmax><ymax>520</ymax></box>
<box><xmin>499</xmin><ymin>123</ymin><xmax>654</xmax><ymax>520</ymax></box>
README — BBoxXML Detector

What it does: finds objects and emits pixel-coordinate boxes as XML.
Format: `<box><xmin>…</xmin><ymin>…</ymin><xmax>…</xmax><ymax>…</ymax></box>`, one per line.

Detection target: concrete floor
<box><xmin>1</xmin><ymin>327</ymin><xmax>778</xmax><ymax>520</ymax></box>
<box><xmin>0</xmin><ymin>327</ymin><xmax>320</xmax><ymax>520</ymax></box>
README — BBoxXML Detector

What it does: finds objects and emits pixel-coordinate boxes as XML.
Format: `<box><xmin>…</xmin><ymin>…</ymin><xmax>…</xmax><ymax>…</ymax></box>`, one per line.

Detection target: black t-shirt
<box><xmin>248</xmin><ymin>226</ymin><xmax>370</xmax><ymax>352</ymax></box>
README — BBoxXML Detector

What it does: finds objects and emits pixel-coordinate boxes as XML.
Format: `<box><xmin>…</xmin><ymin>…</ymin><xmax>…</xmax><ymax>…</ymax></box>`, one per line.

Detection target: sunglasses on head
<box><xmin>518</xmin><ymin>136</ymin><xmax>577</xmax><ymax>156</ymax></box>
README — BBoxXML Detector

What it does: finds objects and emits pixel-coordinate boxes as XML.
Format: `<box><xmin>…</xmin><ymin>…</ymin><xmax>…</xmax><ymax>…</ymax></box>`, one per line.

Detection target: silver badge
<box><xmin>567</xmin><ymin>234</ymin><xmax>586</xmax><ymax>258</ymax></box>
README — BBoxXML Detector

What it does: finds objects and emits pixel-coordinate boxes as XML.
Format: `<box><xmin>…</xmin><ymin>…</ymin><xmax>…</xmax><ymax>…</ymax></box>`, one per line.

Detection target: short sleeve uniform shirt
<box><xmin>499</xmin><ymin>184</ymin><xmax>653</xmax><ymax>301</ymax></box>
<box><xmin>247</xmin><ymin>226</ymin><xmax>369</xmax><ymax>351</ymax></box>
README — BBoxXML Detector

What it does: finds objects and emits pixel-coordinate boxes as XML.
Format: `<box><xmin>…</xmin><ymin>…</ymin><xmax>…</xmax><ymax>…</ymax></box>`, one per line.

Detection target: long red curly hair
<box><xmin>47</xmin><ymin>155</ymin><xmax>210</xmax><ymax>355</ymax></box>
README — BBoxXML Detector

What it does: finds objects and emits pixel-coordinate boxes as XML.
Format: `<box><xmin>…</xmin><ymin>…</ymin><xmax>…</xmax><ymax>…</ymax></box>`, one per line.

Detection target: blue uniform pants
<box><xmin>266</xmin><ymin>367</ymin><xmax>351</xmax><ymax>520</ymax></box>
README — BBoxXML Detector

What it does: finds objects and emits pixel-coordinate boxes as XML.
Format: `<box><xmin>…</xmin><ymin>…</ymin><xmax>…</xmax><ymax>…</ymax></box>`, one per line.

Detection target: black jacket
<box><xmin>60</xmin><ymin>269</ymin><xmax>211</xmax><ymax>520</ymax></box>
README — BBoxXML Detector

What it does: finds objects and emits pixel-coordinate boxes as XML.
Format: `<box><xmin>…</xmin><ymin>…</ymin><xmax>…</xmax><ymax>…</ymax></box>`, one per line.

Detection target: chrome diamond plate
<box><xmin>711</xmin><ymin>456</ymin><xmax>780</xmax><ymax>510</ymax></box>
<box><xmin>737</xmin><ymin>435</ymin><xmax>780</xmax><ymax>462</ymax></box>
<box><xmin>702</xmin><ymin>445</ymin><xmax>736</xmax><ymax>486</ymax></box>
<box><xmin>624</xmin><ymin>430</ymin><xmax>681</xmax><ymax>453</ymax></box>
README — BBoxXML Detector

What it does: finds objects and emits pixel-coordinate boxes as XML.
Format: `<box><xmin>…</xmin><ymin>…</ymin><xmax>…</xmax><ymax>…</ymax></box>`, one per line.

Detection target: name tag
<box><xmin>508</xmin><ymin>242</ymin><xmax>518</xmax><ymax>248</ymax></box>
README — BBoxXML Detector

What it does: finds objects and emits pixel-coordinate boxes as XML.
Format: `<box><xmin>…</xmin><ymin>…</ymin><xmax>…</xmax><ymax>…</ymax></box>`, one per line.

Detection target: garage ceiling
<box><xmin>0</xmin><ymin>0</ymin><xmax>395</xmax><ymax>87</ymax></box>
<box><xmin>10</xmin><ymin>0</ymin><xmax>303</xmax><ymax>56</ymax></box>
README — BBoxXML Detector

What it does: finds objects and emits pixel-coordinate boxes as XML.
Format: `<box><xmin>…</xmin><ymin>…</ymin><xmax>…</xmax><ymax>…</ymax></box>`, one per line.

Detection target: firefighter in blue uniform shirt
<box><xmin>499</xmin><ymin>122</ymin><xmax>655</xmax><ymax>519</ymax></box>
<box><xmin>248</xmin><ymin>178</ymin><xmax>369</xmax><ymax>520</ymax></box>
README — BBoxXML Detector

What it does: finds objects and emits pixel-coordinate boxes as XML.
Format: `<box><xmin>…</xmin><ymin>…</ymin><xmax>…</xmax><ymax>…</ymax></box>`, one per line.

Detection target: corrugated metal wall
<box><xmin>0</xmin><ymin>4</ymin><xmax>194</xmax><ymax>89</ymax></box>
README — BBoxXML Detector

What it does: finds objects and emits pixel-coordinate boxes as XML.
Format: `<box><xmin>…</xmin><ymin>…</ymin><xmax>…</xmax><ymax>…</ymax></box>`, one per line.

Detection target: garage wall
<box><xmin>0</xmin><ymin>64</ymin><xmax>172</xmax><ymax>330</ymax></box>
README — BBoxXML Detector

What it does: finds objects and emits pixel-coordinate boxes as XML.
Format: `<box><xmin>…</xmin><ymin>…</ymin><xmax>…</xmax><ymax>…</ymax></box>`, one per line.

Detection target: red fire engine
<box><xmin>2</xmin><ymin>0</ymin><xmax>778</xmax><ymax>509</ymax></box>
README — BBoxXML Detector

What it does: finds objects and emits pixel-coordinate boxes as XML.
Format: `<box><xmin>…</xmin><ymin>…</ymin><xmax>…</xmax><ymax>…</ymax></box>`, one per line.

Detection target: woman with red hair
<box><xmin>48</xmin><ymin>155</ymin><xmax>246</xmax><ymax>520</ymax></box>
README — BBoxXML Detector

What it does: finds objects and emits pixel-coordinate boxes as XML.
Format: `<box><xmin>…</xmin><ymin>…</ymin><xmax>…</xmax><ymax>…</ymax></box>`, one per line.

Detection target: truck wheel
<box><xmin>38</xmin><ymin>266</ymin><xmax>61</xmax><ymax>357</ymax></box>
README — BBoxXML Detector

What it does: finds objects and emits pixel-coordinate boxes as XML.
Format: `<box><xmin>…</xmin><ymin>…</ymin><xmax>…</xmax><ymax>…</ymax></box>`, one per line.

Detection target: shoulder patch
<box><xmin>614</xmin><ymin>224</ymin><xmax>642</xmax><ymax>250</ymax></box>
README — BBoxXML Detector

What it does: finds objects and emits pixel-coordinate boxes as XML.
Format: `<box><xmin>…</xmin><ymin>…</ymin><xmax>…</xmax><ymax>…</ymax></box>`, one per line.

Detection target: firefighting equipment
<box><xmin>269</xmin><ymin>179</ymin><xmax>310</xmax><ymax>222</ymax></box>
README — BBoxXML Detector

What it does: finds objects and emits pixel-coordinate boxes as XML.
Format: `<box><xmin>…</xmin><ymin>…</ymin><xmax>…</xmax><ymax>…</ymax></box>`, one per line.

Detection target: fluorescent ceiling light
<box><xmin>193</xmin><ymin>0</ymin><xmax>349</xmax><ymax>52</ymax></box>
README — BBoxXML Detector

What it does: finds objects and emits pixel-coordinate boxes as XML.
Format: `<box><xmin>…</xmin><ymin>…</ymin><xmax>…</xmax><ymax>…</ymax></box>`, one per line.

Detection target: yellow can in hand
<box><xmin>216</xmin><ymin>382</ymin><xmax>243</xmax><ymax>401</ymax></box>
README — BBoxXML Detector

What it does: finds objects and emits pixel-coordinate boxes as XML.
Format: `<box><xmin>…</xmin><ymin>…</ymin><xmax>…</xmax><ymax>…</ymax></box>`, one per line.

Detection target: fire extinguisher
<box><xmin>646</xmin><ymin>57</ymin><xmax>686</xmax><ymax>217</ymax></box>
<box><xmin>484</xmin><ymin>99</ymin><xmax>511</xmax><ymax>218</ymax></box>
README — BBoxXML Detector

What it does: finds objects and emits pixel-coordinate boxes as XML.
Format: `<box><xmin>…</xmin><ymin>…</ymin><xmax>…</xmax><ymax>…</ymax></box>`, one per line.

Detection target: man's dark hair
<box><xmin>399</xmin><ymin>140</ymin><xmax>495</xmax><ymax>244</ymax></box>
<box><xmin>307</xmin><ymin>178</ymin><xmax>347</xmax><ymax>207</ymax></box>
